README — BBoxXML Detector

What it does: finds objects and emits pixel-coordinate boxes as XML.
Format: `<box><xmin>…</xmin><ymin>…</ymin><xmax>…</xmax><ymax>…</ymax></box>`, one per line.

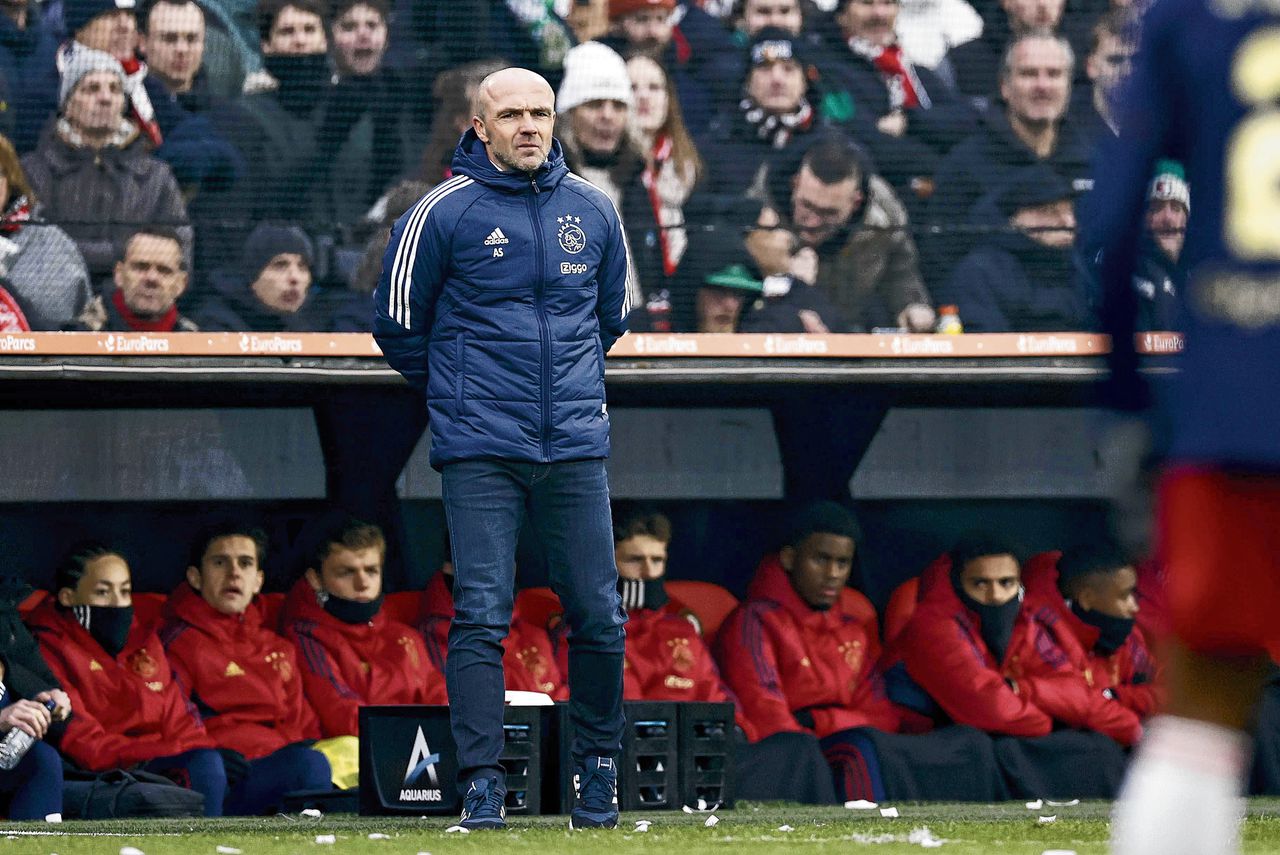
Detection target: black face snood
<box><xmin>72</xmin><ymin>604</ymin><xmax>133</xmax><ymax>657</ymax></box>
<box><xmin>318</xmin><ymin>590</ymin><xmax>383</xmax><ymax>624</ymax></box>
<box><xmin>263</xmin><ymin>53</ymin><xmax>330</xmax><ymax>117</ymax></box>
<box><xmin>954</xmin><ymin>583</ymin><xmax>1023</xmax><ymax>664</ymax></box>
<box><xmin>1070</xmin><ymin>601</ymin><xmax>1136</xmax><ymax>656</ymax></box>
<box><xmin>618</xmin><ymin>577</ymin><xmax>669</xmax><ymax>612</ymax></box>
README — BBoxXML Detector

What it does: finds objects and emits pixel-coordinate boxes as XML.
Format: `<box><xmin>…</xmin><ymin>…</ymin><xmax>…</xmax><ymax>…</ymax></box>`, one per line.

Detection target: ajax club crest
<box><xmin>557</xmin><ymin>215</ymin><xmax>586</xmax><ymax>254</ymax></box>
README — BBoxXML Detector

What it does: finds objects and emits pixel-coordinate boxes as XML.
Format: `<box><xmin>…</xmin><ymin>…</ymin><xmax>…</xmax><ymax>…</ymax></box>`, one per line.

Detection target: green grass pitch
<box><xmin>11</xmin><ymin>801</ymin><xmax>1280</xmax><ymax>855</ymax></box>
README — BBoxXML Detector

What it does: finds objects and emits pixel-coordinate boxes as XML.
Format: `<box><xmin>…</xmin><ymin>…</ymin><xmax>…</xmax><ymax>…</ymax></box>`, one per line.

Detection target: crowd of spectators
<box><xmin>1</xmin><ymin>499</ymin><xmax>1234</xmax><ymax>816</ymax></box>
<box><xmin>0</xmin><ymin>0</ymin><xmax>1186</xmax><ymax>335</ymax></box>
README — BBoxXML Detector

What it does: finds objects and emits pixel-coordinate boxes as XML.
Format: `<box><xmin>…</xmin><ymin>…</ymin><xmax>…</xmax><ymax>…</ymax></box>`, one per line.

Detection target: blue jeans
<box><xmin>442</xmin><ymin>458</ymin><xmax>625</xmax><ymax>786</ymax></box>
<box><xmin>0</xmin><ymin>741</ymin><xmax>62</xmax><ymax>820</ymax></box>
<box><xmin>145</xmin><ymin>748</ymin><xmax>226</xmax><ymax>817</ymax></box>
<box><xmin>225</xmin><ymin>743</ymin><xmax>332</xmax><ymax>816</ymax></box>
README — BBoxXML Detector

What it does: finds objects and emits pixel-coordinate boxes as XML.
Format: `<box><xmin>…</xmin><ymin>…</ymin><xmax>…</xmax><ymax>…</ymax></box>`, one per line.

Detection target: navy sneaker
<box><xmin>569</xmin><ymin>756</ymin><xmax>619</xmax><ymax>830</ymax></box>
<box><xmin>459</xmin><ymin>776</ymin><xmax>507</xmax><ymax>830</ymax></box>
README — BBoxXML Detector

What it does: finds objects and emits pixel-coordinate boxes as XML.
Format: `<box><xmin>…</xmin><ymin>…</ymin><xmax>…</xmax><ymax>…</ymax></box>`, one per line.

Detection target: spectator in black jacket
<box><xmin>925</xmin><ymin>30</ymin><xmax>1090</xmax><ymax>286</ymax></box>
<box><xmin>192</xmin><ymin>222</ymin><xmax>365</xmax><ymax>332</ymax></box>
<box><xmin>1066</xmin><ymin>8</ymin><xmax>1134</xmax><ymax>145</ymax></box>
<box><xmin>138</xmin><ymin>0</ymin><xmax>244</xmax><ymax>200</ymax></box>
<box><xmin>938</xmin><ymin>163</ymin><xmax>1088</xmax><ymax>332</ymax></box>
<box><xmin>826</xmin><ymin>0</ymin><xmax>975</xmax><ymax>212</ymax></box>
<box><xmin>941</xmin><ymin>0</ymin><xmax>1065</xmax><ymax>105</ymax></box>
<box><xmin>0</xmin><ymin>568</ymin><xmax>69</xmax><ymax>820</ymax></box>
<box><xmin>700</xmin><ymin>29</ymin><xmax>827</xmax><ymax>199</ymax></box>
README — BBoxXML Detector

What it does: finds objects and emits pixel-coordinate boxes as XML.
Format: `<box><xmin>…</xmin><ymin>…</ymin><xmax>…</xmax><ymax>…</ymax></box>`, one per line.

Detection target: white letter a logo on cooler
<box><xmin>403</xmin><ymin>726</ymin><xmax>441</xmax><ymax>787</ymax></box>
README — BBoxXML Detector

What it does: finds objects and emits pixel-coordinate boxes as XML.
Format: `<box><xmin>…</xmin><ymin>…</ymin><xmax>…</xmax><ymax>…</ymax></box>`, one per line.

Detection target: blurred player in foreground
<box><xmin>1085</xmin><ymin>0</ymin><xmax>1280</xmax><ymax>852</ymax></box>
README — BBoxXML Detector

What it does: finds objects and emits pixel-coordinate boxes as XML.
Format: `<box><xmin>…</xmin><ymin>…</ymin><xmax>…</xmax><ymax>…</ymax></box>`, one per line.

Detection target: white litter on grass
<box><xmin>1025</xmin><ymin>799</ymin><xmax>1044</xmax><ymax>810</ymax></box>
<box><xmin>1037</xmin><ymin>815</ymin><xmax>1057</xmax><ymax>824</ymax></box>
<box><xmin>839</xmin><ymin>827</ymin><xmax>948</xmax><ymax>847</ymax></box>
<box><xmin>634</xmin><ymin>820</ymin><xmax>652</xmax><ymax>833</ymax></box>
<box><xmin>1042</xmin><ymin>850</ymin><xmax>1078</xmax><ymax>855</ymax></box>
<box><xmin>121</xmin><ymin>847</ymin><xmax>145</xmax><ymax>855</ymax></box>
<box><xmin>366</xmin><ymin>833</ymin><xmax>391</xmax><ymax>840</ymax></box>
<box><xmin>314</xmin><ymin>835</ymin><xmax>335</xmax><ymax>845</ymax></box>
<box><xmin>880</xmin><ymin>807</ymin><xmax>900</xmax><ymax>818</ymax></box>
<box><xmin>683</xmin><ymin>801</ymin><xmax>722</xmax><ymax>813</ymax></box>
<box><xmin>777</xmin><ymin>825</ymin><xmax>794</xmax><ymax>832</ymax></box>
<box><xmin>44</xmin><ymin>814</ymin><xmax>61</xmax><ymax>823</ymax></box>
<box><xmin>1045</xmin><ymin>799</ymin><xmax>1080</xmax><ymax>807</ymax></box>
<box><xmin>704</xmin><ymin>815</ymin><xmax>719</xmax><ymax>828</ymax></box>
<box><xmin>444</xmin><ymin>826</ymin><xmax>470</xmax><ymax>834</ymax></box>
<box><xmin>908</xmin><ymin>826</ymin><xmax>947</xmax><ymax>849</ymax></box>
<box><xmin>301</xmin><ymin>809</ymin><xmax>323</xmax><ymax>819</ymax></box>
<box><xmin>216</xmin><ymin>847</ymin><xmax>243</xmax><ymax>854</ymax></box>
<box><xmin>845</xmin><ymin>799</ymin><xmax>878</xmax><ymax>809</ymax></box>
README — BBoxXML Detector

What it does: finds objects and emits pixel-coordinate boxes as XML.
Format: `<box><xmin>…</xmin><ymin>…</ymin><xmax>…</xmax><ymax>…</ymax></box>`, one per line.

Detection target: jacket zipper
<box><xmin>528</xmin><ymin>178</ymin><xmax>552</xmax><ymax>462</ymax></box>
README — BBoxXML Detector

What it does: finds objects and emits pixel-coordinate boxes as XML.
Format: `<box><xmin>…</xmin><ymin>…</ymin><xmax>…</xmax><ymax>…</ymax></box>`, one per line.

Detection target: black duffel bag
<box><xmin>63</xmin><ymin>768</ymin><xmax>205</xmax><ymax>818</ymax></box>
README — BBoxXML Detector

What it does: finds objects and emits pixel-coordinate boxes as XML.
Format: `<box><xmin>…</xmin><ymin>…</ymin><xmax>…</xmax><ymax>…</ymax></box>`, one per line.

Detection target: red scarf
<box><xmin>0</xmin><ymin>196</ymin><xmax>30</xmax><ymax>234</ymax></box>
<box><xmin>868</xmin><ymin>44</ymin><xmax>924</xmax><ymax>110</ymax></box>
<box><xmin>119</xmin><ymin>54</ymin><xmax>164</xmax><ymax>147</ymax></box>
<box><xmin>642</xmin><ymin>135</ymin><xmax>678</xmax><ymax>277</ymax></box>
<box><xmin>111</xmin><ymin>289</ymin><xmax>179</xmax><ymax>332</ymax></box>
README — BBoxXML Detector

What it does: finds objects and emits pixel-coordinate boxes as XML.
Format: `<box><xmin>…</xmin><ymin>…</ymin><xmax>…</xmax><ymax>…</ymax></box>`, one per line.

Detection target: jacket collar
<box><xmin>163</xmin><ymin>579</ymin><xmax>264</xmax><ymax>633</ymax></box>
<box><xmin>746</xmin><ymin>553</ymin><xmax>845</xmax><ymax>630</ymax></box>
<box><xmin>450</xmin><ymin>128</ymin><xmax>568</xmax><ymax>194</ymax></box>
<box><xmin>280</xmin><ymin>575</ymin><xmax>382</xmax><ymax>633</ymax></box>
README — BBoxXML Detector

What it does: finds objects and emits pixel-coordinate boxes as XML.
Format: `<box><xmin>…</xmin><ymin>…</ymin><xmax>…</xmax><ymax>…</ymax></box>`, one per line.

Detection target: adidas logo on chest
<box><xmin>484</xmin><ymin>228</ymin><xmax>510</xmax><ymax>246</ymax></box>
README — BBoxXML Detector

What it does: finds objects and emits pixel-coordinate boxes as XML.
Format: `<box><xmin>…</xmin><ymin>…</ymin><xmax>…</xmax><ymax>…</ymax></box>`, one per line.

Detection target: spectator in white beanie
<box><xmin>556</xmin><ymin>40</ymin><xmax>662</xmax><ymax>313</ymax></box>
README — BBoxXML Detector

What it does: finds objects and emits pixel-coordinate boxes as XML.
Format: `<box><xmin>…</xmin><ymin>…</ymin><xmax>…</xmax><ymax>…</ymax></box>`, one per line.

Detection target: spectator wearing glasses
<box><xmin>763</xmin><ymin>133</ymin><xmax>934</xmax><ymax>331</ymax></box>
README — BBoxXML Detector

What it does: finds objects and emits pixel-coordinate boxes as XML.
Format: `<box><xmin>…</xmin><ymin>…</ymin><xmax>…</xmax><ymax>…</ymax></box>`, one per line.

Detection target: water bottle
<box><xmin>0</xmin><ymin>699</ymin><xmax>57</xmax><ymax>770</ymax></box>
<box><xmin>936</xmin><ymin>304</ymin><xmax>964</xmax><ymax>335</ymax></box>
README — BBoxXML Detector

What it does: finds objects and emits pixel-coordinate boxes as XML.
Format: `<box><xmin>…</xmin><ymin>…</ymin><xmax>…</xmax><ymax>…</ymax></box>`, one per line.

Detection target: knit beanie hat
<box><xmin>240</xmin><ymin>223</ymin><xmax>315</xmax><ymax>279</ymax></box>
<box><xmin>609</xmin><ymin>0</ymin><xmax>674</xmax><ymax>20</ymax></box>
<box><xmin>58</xmin><ymin>44</ymin><xmax>127</xmax><ymax>109</ymax></box>
<box><xmin>556</xmin><ymin>42</ymin><xmax>634</xmax><ymax>113</ymax></box>
<box><xmin>749</xmin><ymin>27</ymin><xmax>806</xmax><ymax>69</ymax></box>
<box><xmin>1149</xmin><ymin>159</ymin><xmax>1189</xmax><ymax>212</ymax></box>
<box><xmin>65</xmin><ymin>0</ymin><xmax>137</xmax><ymax>37</ymax></box>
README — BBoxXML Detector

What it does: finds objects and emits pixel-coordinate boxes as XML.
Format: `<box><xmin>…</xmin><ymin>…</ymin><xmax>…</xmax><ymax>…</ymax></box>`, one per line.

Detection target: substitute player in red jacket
<box><xmin>716</xmin><ymin>503</ymin><xmax>1004</xmax><ymax>802</ymax></box>
<box><xmin>895</xmin><ymin>534</ymin><xmax>1137</xmax><ymax>798</ymax></box>
<box><xmin>280</xmin><ymin>517</ymin><xmax>447</xmax><ymax>737</ymax></box>
<box><xmin>899</xmin><ymin>539</ymin><xmax>1143</xmax><ymax>744</ymax></box>
<box><xmin>418</xmin><ymin>561</ymin><xmax>567</xmax><ymax>700</ymax></box>
<box><xmin>27</xmin><ymin>544</ymin><xmax>226</xmax><ymax>815</ymax></box>
<box><xmin>1028</xmin><ymin>546</ymin><xmax>1164</xmax><ymax>719</ymax></box>
<box><xmin>158</xmin><ymin>524</ymin><xmax>332</xmax><ymax>814</ymax></box>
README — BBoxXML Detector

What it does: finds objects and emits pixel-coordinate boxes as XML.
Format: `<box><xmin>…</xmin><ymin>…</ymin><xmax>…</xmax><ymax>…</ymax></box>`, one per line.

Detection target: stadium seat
<box><xmin>514</xmin><ymin>587</ymin><xmax>563</xmax><ymax>631</ymax></box>
<box><xmin>882</xmin><ymin>577</ymin><xmax>920</xmax><ymax>647</ymax></box>
<box><xmin>665</xmin><ymin>580</ymin><xmax>738</xmax><ymax>644</ymax></box>
<box><xmin>260</xmin><ymin>592</ymin><xmax>285</xmax><ymax>630</ymax></box>
<box><xmin>18</xmin><ymin>589</ymin><xmax>46</xmax><ymax>615</ymax></box>
<box><xmin>1021</xmin><ymin>550</ymin><xmax>1063</xmax><ymax>601</ymax></box>
<box><xmin>382</xmin><ymin>590</ymin><xmax>419</xmax><ymax>626</ymax></box>
<box><xmin>131</xmin><ymin>592</ymin><xmax>167</xmax><ymax>632</ymax></box>
<box><xmin>840</xmin><ymin>587</ymin><xmax>879</xmax><ymax>641</ymax></box>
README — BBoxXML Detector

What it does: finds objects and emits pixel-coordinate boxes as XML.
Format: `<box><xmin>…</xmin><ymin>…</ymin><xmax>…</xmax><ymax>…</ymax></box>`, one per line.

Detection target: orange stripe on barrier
<box><xmin>0</xmin><ymin>332</ymin><xmax>1185</xmax><ymax>357</ymax></box>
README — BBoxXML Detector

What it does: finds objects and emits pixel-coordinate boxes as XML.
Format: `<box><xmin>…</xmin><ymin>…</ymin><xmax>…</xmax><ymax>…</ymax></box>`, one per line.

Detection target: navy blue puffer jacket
<box><xmin>373</xmin><ymin>130</ymin><xmax>633</xmax><ymax>469</ymax></box>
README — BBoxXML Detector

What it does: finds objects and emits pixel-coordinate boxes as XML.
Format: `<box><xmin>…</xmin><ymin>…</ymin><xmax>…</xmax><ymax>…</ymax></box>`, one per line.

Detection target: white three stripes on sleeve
<box><xmin>388</xmin><ymin>175</ymin><xmax>473</xmax><ymax>329</ymax></box>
